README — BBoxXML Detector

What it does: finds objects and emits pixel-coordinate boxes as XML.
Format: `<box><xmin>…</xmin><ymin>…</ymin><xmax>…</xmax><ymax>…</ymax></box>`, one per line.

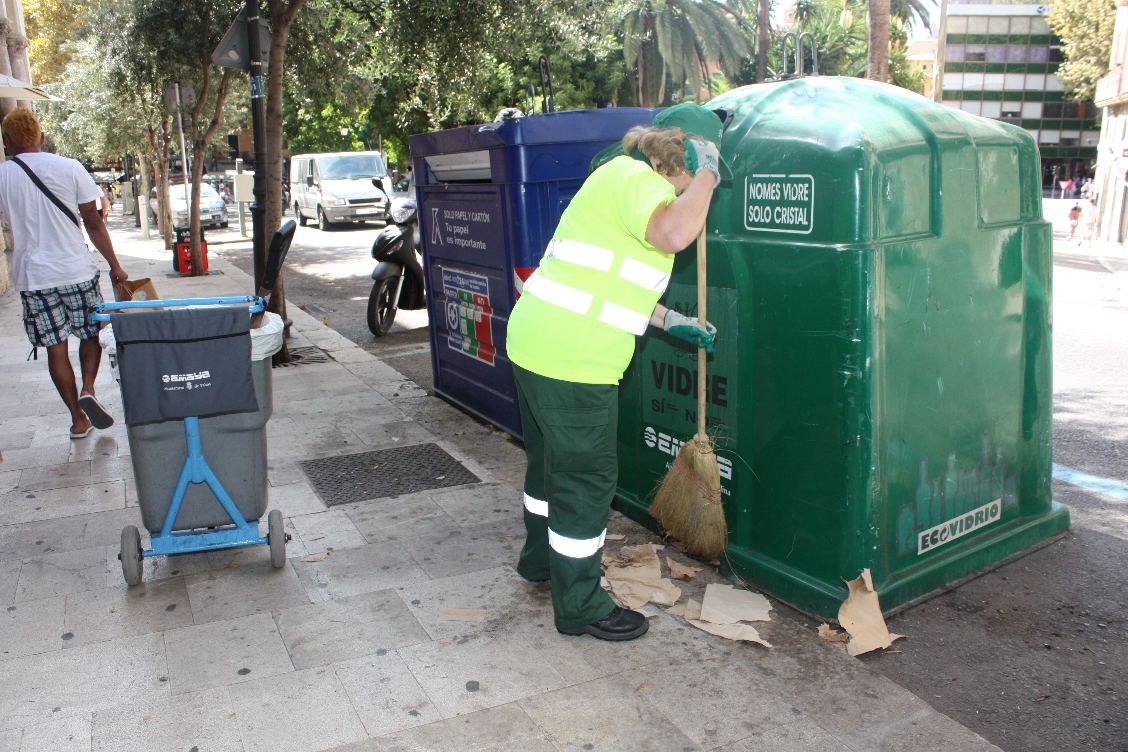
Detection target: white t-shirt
<box><xmin>0</xmin><ymin>152</ymin><xmax>103</xmax><ymax>292</ymax></box>
<box><xmin>1081</xmin><ymin>201</ymin><xmax>1098</xmax><ymax>226</ymax></box>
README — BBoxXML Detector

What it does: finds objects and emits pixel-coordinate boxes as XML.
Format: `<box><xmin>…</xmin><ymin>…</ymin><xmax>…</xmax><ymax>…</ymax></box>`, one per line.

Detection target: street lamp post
<box><xmin>340</xmin><ymin>126</ymin><xmax>349</xmax><ymax>152</ymax></box>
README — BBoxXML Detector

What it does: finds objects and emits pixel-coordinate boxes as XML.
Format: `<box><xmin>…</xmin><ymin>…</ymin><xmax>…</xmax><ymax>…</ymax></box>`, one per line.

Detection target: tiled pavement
<box><xmin>0</xmin><ymin>229</ymin><xmax>1001</xmax><ymax>751</ymax></box>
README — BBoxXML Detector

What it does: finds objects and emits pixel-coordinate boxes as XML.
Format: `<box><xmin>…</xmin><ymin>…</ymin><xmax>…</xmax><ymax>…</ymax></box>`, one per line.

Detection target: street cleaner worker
<box><xmin>505</xmin><ymin>103</ymin><xmax>729</xmax><ymax>641</ymax></box>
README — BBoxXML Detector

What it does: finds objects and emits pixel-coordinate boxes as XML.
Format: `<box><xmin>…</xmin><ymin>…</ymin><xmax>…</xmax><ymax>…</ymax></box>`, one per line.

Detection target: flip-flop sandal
<box><xmin>69</xmin><ymin>426</ymin><xmax>93</xmax><ymax>440</ymax></box>
<box><xmin>78</xmin><ymin>394</ymin><xmax>114</xmax><ymax>429</ymax></box>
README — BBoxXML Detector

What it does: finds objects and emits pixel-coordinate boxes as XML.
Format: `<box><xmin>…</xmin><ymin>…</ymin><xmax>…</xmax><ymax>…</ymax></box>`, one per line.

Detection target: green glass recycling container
<box><xmin>614</xmin><ymin>76</ymin><xmax>1070</xmax><ymax>619</ymax></box>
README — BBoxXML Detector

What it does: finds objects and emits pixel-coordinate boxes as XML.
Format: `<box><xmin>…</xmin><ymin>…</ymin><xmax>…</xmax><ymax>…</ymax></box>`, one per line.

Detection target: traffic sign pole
<box><xmin>247</xmin><ymin>0</ymin><xmax>268</xmax><ymax>291</ymax></box>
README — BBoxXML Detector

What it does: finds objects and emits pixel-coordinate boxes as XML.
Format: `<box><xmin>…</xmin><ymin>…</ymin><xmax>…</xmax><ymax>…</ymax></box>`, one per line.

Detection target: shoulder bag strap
<box><xmin>10</xmin><ymin>156</ymin><xmax>81</xmax><ymax>228</ymax></box>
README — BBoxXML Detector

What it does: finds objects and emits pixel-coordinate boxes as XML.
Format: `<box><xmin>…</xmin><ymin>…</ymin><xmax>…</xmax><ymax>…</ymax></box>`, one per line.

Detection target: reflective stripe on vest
<box><xmin>548</xmin><ymin>527</ymin><xmax>607</xmax><ymax>558</ymax></box>
<box><xmin>597</xmin><ymin>301</ymin><xmax>650</xmax><ymax>336</ymax></box>
<box><xmin>524</xmin><ymin>493</ymin><xmax>548</xmax><ymax>517</ymax></box>
<box><xmin>523</xmin><ymin>271</ymin><xmax>593</xmax><ymax>315</ymax></box>
<box><xmin>544</xmin><ymin>238</ymin><xmax>614</xmax><ymax>272</ymax></box>
<box><xmin>619</xmin><ymin>256</ymin><xmax>670</xmax><ymax>291</ymax></box>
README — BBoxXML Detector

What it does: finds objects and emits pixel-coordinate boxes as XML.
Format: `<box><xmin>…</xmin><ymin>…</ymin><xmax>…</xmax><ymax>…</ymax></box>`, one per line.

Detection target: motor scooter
<box><xmin>367</xmin><ymin>196</ymin><xmax>424</xmax><ymax>336</ymax></box>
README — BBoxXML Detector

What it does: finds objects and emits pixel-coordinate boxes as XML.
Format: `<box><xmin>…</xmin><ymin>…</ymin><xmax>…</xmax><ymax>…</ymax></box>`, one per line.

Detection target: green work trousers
<box><xmin>513</xmin><ymin>364</ymin><xmax>619</xmax><ymax>630</ymax></box>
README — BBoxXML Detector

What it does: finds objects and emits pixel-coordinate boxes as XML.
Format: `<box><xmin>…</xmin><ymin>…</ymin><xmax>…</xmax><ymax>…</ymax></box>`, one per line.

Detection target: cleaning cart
<box><xmin>95</xmin><ymin>296</ymin><xmax>287</xmax><ymax>585</ymax></box>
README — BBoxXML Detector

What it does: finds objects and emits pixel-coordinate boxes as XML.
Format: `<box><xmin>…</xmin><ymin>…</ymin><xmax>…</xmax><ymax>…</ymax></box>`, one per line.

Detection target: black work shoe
<box><xmin>557</xmin><ymin>607</ymin><xmax>649</xmax><ymax>641</ymax></box>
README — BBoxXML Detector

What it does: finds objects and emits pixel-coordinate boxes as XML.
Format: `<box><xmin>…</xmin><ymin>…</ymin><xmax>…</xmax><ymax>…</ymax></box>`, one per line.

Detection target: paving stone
<box><xmin>0</xmin><ymin>471</ymin><xmax>19</xmax><ymax>496</ymax></box>
<box><xmin>269</xmin><ymin>481</ymin><xmax>328</xmax><ymax>518</ymax></box>
<box><xmin>333</xmin><ymin>702</ymin><xmax>557</xmax><ymax>752</ymax></box>
<box><xmin>267</xmin><ymin>419</ymin><xmax>310</xmax><ymax>461</ymax></box>
<box><xmin>426</xmin><ymin>484</ymin><xmax>522</xmax><ymax>529</ymax></box>
<box><xmin>399</xmin><ymin>631</ymin><xmax>568</xmax><ymax>719</ymax></box>
<box><xmin>291</xmin><ymin>541</ymin><xmax>428</xmax><ymax>601</ymax></box>
<box><xmin>880</xmin><ymin>709</ymin><xmax>1003</xmax><ymax>752</ymax></box>
<box><xmin>0</xmin><ymin>482</ymin><xmax>125</xmax><ymax>528</ymax></box>
<box><xmin>0</xmin><ymin>445</ymin><xmax>70</xmax><ymax>472</ymax></box>
<box><xmin>279</xmin><ymin>393</ymin><xmax>395</xmax><ymax>418</ymax></box>
<box><xmin>0</xmin><ymin>729</ymin><xmax>18</xmax><ymax>752</ymax></box>
<box><xmin>712</xmin><ymin>721</ymin><xmax>860</xmax><ymax>752</ymax></box>
<box><xmin>347</xmin><ymin>420</ymin><xmax>435</xmax><ymax>451</ymax></box>
<box><xmin>62</xmin><ymin>578</ymin><xmax>192</xmax><ymax>648</ymax></box>
<box><xmin>519</xmin><ymin>674</ymin><xmax>701</xmax><ymax>752</ymax></box>
<box><xmin>0</xmin><ymin>432</ymin><xmax>34</xmax><ymax>453</ymax></box>
<box><xmin>486</xmin><ymin>464</ymin><xmax>526</xmax><ymax>493</ymax></box>
<box><xmin>0</xmin><ymin>508</ymin><xmax>138</xmax><ymax>563</ymax></box>
<box><xmin>14</xmin><ymin>463</ymin><xmax>91</xmax><ymax>494</ymax></box>
<box><xmin>278</xmin><ymin>589</ymin><xmax>429</xmax><ymax>670</ymax></box>
<box><xmin>443</xmin><ymin>433</ymin><xmax>526</xmax><ymax>470</ymax></box>
<box><xmin>185</xmin><ymin>559</ymin><xmax>310</xmax><ymax>624</ymax></box>
<box><xmin>398</xmin><ymin>567</ymin><xmax>548</xmax><ymax>642</ymax></box>
<box><xmin>268</xmin><ymin>461</ymin><xmax>308</xmax><ymax>487</ymax></box>
<box><xmin>164</xmin><ymin>612</ymin><xmax>294</xmax><ymax>694</ymax></box>
<box><xmin>14</xmin><ymin>546</ymin><xmax>119</xmax><ymax>603</ymax></box>
<box><xmin>16</xmin><ymin>712</ymin><xmax>92</xmax><ymax>752</ymax></box>
<box><xmin>0</xmin><ymin>632</ymin><xmax>168</xmax><ymax>732</ymax></box>
<box><xmin>289</xmin><ymin>510</ymin><xmax>368</xmax><ymax>555</ymax></box>
<box><xmin>90</xmin><ymin>687</ymin><xmax>242</xmax><ymax>752</ymax></box>
<box><xmin>622</xmin><ymin>649</ymin><xmax>800</xmax><ymax>749</ymax></box>
<box><xmin>65</xmin><ymin>436</ymin><xmax>121</xmax><ymax>465</ymax></box>
<box><xmin>0</xmin><ymin>596</ymin><xmax>65</xmax><ymax>662</ymax></box>
<box><xmin>88</xmin><ymin>457</ymin><xmax>133</xmax><ymax>486</ymax></box>
<box><xmin>0</xmin><ymin>560</ymin><xmax>19</xmax><ymax>606</ymax></box>
<box><xmin>230</xmin><ymin>665</ymin><xmax>368</xmax><ymax>752</ymax></box>
<box><xmin>405</xmin><ymin>519</ymin><xmax>523</xmax><ymax>580</ymax></box>
<box><xmin>334</xmin><ymin>650</ymin><xmax>441</xmax><ymax>736</ymax></box>
<box><xmin>344</xmin><ymin>494</ymin><xmax>460</xmax><ymax>545</ymax></box>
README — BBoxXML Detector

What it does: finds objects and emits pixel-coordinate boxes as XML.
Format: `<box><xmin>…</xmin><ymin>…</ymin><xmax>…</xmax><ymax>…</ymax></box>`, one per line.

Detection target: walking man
<box><xmin>0</xmin><ymin>107</ymin><xmax>128</xmax><ymax>438</ymax></box>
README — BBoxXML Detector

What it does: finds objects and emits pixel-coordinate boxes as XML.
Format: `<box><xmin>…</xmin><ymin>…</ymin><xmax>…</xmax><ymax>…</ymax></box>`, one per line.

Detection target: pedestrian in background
<box><xmin>0</xmin><ymin>107</ymin><xmax>128</xmax><ymax>438</ymax></box>
<box><xmin>1068</xmin><ymin>203</ymin><xmax>1081</xmax><ymax>239</ymax></box>
<box><xmin>1081</xmin><ymin>196</ymin><xmax>1098</xmax><ymax>244</ymax></box>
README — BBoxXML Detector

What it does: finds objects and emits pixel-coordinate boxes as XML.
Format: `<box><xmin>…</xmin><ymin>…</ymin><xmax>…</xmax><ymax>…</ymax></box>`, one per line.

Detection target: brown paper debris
<box><xmin>668</xmin><ymin>598</ymin><xmax>702</xmax><ymax>620</ymax></box>
<box><xmin>606</xmin><ymin>533</ymin><xmax>625</xmax><ymax>541</ymax></box>
<box><xmin>666</xmin><ymin>559</ymin><xmax>702</xmax><ymax>580</ymax></box>
<box><xmin>602</xmin><ymin>544</ymin><xmax>682</xmax><ymax>609</ymax></box>
<box><xmin>687</xmin><ymin>619</ymin><xmax>772</xmax><ymax>647</ymax></box>
<box><xmin>837</xmin><ymin>568</ymin><xmax>905</xmax><ymax>657</ymax></box>
<box><xmin>818</xmin><ymin>623</ymin><xmax>849</xmax><ymax>644</ymax></box>
<box><xmin>699</xmin><ymin>584</ymin><xmax>772</xmax><ymax>624</ymax></box>
<box><xmin>300</xmin><ymin>552</ymin><xmax>330</xmax><ymax>563</ymax></box>
<box><xmin>437</xmin><ymin>607</ymin><xmax>487</xmax><ymax>623</ymax></box>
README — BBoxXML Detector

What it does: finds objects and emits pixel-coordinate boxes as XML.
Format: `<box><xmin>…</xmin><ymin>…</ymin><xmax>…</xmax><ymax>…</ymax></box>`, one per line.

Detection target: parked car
<box><xmin>290</xmin><ymin>151</ymin><xmax>393</xmax><ymax>230</ymax></box>
<box><xmin>149</xmin><ymin>183</ymin><xmax>229</xmax><ymax>230</ymax></box>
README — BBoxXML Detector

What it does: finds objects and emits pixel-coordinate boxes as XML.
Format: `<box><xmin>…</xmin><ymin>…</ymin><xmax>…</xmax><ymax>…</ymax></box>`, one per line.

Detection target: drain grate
<box><xmin>272</xmin><ymin>345</ymin><xmax>330</xmax><ymax>368</ymax></box>
<box><xmin>299</xmin><ymin>443</ymin><xmax>480</xmax><ymax>506</ymax></box>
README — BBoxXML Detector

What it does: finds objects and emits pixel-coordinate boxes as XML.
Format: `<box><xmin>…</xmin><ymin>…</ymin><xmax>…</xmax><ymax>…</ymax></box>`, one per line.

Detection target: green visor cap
<box><xmin>588</xmin><ymin>103</ymin><xmax>732</xmax><ymax>180</ymax></box>
<box><xmin>654</xmin><ymin>103</ymin><xmax>733</xmax><ymax>181</ymax></box>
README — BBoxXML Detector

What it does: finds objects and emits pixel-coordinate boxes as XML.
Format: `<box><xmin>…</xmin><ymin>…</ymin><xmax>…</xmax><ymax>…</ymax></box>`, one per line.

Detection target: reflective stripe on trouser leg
<box><xmin>515</xmin><ymin>369</ymin><xmax>551</xmax><ymax>582</ymax></box>
<box><xmin>511</xmin><ymin>364</ymin><xmax>619</xmax><ymax>630</ymax></box>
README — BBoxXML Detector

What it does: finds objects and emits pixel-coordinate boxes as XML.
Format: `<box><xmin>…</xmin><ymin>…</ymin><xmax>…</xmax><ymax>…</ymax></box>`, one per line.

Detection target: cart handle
<box><xmin>92</xmin><ymin>295</ymin><xmax>264</xmax><ymax>322</ymax></box>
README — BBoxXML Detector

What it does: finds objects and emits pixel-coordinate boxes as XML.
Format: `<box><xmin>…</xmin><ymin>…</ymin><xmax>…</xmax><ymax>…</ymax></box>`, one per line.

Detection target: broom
<box><xmin>648</xmin><ymin>223</ymin><xmax>728</xmax><ymax>560</ymax></box>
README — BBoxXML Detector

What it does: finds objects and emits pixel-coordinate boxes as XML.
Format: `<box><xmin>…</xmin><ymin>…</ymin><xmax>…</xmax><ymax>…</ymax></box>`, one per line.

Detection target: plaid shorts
<box><xmin>21</xmin><ymin>273</ymin><xmax>104</xmax><ymax>347</ymax></box>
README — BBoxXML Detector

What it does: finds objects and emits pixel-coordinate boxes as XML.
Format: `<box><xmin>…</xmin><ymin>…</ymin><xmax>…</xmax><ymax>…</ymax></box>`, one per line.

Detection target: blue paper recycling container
<box><xmin>410</xmin><ymin>108</ymin><xmax>659</xmax><ymax>438</ymax></box>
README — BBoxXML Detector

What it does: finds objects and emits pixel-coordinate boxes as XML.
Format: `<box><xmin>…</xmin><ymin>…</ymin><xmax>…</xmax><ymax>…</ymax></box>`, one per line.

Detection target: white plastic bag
<box><xmin>251</xmin><ymin>311</ymin><xmax>284</xmax><ymax>361</ymax></box>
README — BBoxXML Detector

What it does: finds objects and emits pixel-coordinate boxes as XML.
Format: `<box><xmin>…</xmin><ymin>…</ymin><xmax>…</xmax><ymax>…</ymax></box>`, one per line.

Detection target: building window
<box><xmin>1001</xmin><ymin>101</ymin><xmax>1022</xmax><ymax>117</ymax></box>
<box><xmin>986</xmin><ymin>46</ymin><xmax>1008</xmax><ymax>63</ymax></box>
<box><xmin>1006</xmin><ymin>46</ymin><xmax>1029</xmax><ymax>63</ymax></box>
<box><xmin>1049</xmin><ymin>46</ymin><xmax>1065</xmax><ymax>63</ymax></box>
<box><xmin>946</xmin><ymin>45</ymin><xmax>966</xmax><ymax>62</ymax></box>
<box><xmin>966</xmin><ymin>45</ymin><xmax>987</xmax><ymax>62</ymax></box>
<box><xmin>1043</xmin><ymin>102</ymin><xmax>1064</xmax><ymax>118</ymax></box>
<box><xmin>1022</xmin><ymin>102</ymin><xmax>1044</xmax><ymax>119</ymax></box>
<box><xmin>1039</xmin><ymin>129</ymin><xmax>1061</xmax><ymax>144</ymax></box>
<box><xmin>1028</xmin><ymin>46</ymin><xmax>1049</xmax><ymax>63</ymax></box>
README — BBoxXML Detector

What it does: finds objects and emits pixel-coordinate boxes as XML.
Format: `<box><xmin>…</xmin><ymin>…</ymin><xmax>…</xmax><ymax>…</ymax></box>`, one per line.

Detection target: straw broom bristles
<box><xmin>649</xmin><ymin>435</ymin><xmax>727</xmax><ymax>559</ymax></box>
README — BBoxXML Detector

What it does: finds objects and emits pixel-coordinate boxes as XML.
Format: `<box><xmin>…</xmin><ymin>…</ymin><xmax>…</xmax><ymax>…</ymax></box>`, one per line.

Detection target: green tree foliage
<box><xmin>617</xmin><ymin>0</ymin><xmax>752</xmax><ymax>107</ymax></box>
<box><xmin>1048</xmin><ymin>0</ymin><xmax>1117</xmax><ymax>101</ymax></box>
<box><xmin>24</xmin><ymin>0</ymin><xmax>90</xmax><ymax>84</ymax></box>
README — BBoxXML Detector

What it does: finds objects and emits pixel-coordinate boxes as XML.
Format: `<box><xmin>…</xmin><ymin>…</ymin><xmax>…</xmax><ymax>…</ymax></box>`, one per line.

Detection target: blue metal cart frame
<box><xmin>95</xmin><ymin>296</ymin><xmax>285</xmax><ymax>581</ymax></box>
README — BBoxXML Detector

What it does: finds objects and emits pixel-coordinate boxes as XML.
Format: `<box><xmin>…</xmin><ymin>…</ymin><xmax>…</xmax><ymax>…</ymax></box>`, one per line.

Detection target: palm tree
<box><xmin>867</xmin><ymin>0</ymin><xmax>890</xmax><ymax>81</ymax></box>
<box><xmin>620</xmin><ymin>0</ymin><xmax>752</xmax><ymax>107</ymax></box>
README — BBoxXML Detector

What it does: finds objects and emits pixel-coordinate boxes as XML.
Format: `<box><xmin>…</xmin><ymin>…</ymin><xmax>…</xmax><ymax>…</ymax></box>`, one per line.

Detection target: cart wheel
<box><xmin>119</xmin><ymin>525</ymin><xmax>143</xmax><ymax>586</ymax></box>
<box><xmin>268</xmin><ymin>509</ymin><xmax>286</xmax><ymax>568</ymax></box>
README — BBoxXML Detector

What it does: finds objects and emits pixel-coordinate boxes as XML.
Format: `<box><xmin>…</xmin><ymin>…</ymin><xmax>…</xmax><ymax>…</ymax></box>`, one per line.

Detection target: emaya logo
<box><xmin>644</xmin><ymin>426</ymin><xmax>732</xmax><ymax>481</ymax></box>
<box><xmin>162</xmin><ymin>371</ymin><xmax>210</xmax><ymax>383</ymax></box>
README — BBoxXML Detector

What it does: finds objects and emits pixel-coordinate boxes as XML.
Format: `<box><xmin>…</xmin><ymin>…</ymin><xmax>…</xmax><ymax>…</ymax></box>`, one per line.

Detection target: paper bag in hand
<box><xmin>113</xmin><ymin>278</ymin><xmax>161</xmax><ymax>309</ymax></box>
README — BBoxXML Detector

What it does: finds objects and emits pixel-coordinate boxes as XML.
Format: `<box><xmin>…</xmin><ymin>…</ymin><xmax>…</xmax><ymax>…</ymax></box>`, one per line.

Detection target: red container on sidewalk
<box><xmin>173</xmin><ymin>228</ymin><xmax>209</xmax><ymax>274</ymax></box>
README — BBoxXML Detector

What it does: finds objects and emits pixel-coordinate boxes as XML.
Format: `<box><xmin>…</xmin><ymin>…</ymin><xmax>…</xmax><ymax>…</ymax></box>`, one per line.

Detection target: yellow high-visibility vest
<box><xmin>507</xmin><ymin>156</ymin><xmax>677</xmax><ymax>384</ymax></box>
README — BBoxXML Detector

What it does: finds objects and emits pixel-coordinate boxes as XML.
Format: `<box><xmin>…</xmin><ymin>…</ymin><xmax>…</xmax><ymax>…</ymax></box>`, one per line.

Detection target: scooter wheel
<box><xmin>119</xmin><ymin>525</ymin><xmax>143</xmax><ymax>586</ymax></box>
<box><xmin>367</xmin><ymin>277</ymin><xmax>398</xmax><ymax>337</ymax></box>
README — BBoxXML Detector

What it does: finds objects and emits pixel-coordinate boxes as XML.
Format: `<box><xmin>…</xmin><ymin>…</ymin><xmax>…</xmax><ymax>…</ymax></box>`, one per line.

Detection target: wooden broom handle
<box><xmin>696</xmin><ymin>223</ymin><xmax>708</xmax><ymax>441</ymax></box>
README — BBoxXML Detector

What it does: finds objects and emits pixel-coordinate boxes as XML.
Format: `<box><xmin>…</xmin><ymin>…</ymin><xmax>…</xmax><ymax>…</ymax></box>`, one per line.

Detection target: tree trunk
<box><xmin>138</xmin><ymin>154</ymin><xmax>151</xmax><ymax>240</ymax></box>
<box><xmin>188</xmin><ymin>69</ymin><xmax>232</xmax><ymax>277</ymax></box>
<box><xmin>867</xmin><ymin>0</ymin><xmax>891</xmax><ymax>82</ymax></box>
<box><xmin>756</xmin><ymin>0</ymin><xmax>770</xmax><ymax>82</ymax></box>
<box><xmin>265</xmin><ymin>0</ymin><xmax>306</xmax><ymax>365</ymax></box>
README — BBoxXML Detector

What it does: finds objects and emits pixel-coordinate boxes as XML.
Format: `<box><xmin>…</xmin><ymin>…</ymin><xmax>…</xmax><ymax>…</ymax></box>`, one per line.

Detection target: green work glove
<box><xmin>684</xmin><ymin>139</ymin><xmax>721</xmax><ymax>184</ymax></box>
<box><xmin>663</xmin><ymin>309</ymin><xmax>717</xmax><ymax>353</ymax></box>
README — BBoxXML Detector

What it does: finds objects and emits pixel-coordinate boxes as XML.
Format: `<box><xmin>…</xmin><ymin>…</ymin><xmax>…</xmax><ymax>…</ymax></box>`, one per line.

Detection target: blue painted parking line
<box><xmin>1052</xmin><ymin>464</ymin><xmax>1128</xmax><ymax>500</ymax></box>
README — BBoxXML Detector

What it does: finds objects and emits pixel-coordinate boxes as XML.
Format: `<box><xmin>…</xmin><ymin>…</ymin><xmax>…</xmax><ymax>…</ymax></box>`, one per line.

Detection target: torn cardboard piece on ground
<box><xmin>667</xmin><ymin>558</ymin><xmax>701</xmax><ymax>580</ymax></box>
<box><xmin>699</xmin><ymin>584</ymin><xmax>772</xmax><ymax>624</ymax></box>
<box><xmin>687</xmin><ymin>619</ymin><xmax>772</xmax><ymax>647</ymax></box>
<box><xmin>602</xmin><ymin>544</ymin><xmax>682</xmax><ymax>609</ymax></box>
<box><xmin>818</xmin><ymin>623</ymin><xmax>849</xmax><ymax>643</ymax></box>
<box><xmin>837</xmin><ymin>568</ymin><xmax>904</xmax><ymax>656</ymax></box>
<box><xmin>437</xmin><ymin>607</ymin><xmax>487</xmax><ymax>623</ymax></box>
<box><xmin>666</xmin><ymin>598</ymin><xmax>701</xmax><ymax>620</ymax></box>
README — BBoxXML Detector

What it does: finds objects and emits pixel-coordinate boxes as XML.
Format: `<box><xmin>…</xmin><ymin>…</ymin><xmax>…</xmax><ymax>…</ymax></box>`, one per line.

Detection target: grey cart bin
<box><xmin>113</xmin><ymin>312</ymin><xmax>284</xmax><ymax>533</ymax></box>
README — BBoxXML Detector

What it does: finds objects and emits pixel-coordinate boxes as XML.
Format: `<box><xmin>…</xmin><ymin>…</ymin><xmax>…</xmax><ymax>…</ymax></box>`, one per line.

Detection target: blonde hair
<box><xmin>2</xmin><ymin>107</ymin><xmax>42</xmax><ymax>149</ymax></box>
<box><xmin>622</xmin><ymin>126</ymin><xmax>688</xmax><ymax>177</ymax></box>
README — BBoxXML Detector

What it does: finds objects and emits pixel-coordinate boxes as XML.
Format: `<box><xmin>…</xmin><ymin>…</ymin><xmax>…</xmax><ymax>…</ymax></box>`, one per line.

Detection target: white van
<box><xmin>290</xmin><ymin>151</ymin><xmax>393</xmax><ymax>230</ymax></box>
